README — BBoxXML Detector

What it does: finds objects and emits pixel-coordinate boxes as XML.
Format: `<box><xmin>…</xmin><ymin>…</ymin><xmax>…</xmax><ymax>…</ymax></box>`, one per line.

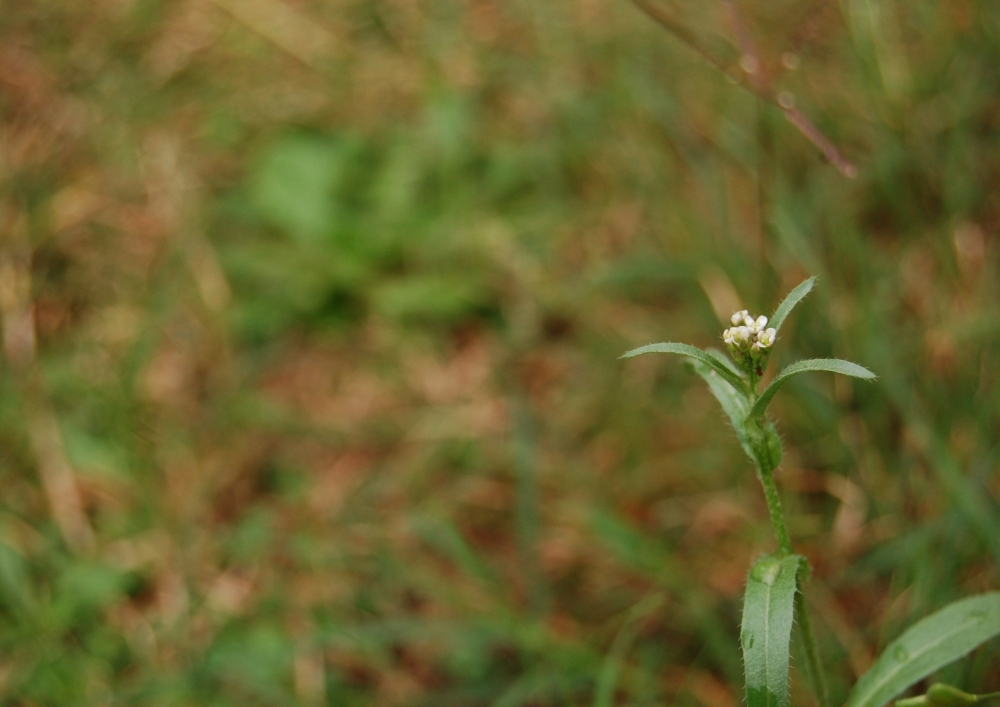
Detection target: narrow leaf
<box><xmin>846</xmin><ymin>593</ymin><xmax>1000</xmax><ymax>707</ymax></box>
<box><xmin>705</xmin><ymin>347</ymin><xmax>743</xmax><ymax>376</ymax></box>
<box><xmin>621</xmin><ymin>342</ymin><xmax>747</xmax><ymax>394</ymax></box>
<box><xmin>689</xmin><ymin>359</ymin><xmax>754</xmax><ymax>460</ymax></box>
<box><xmin>741</xmin><ymin>553</ymin><xmax>803</xmax><ymax>707</ymax></box>
<box><xmin>748</xmin><ymin>358</ymin><xmax>876</xmax><ymax>421</ymax></box>
<box><xmin>769</xmin><ymin>277</ymin><xmax>816</xmax><ymax>333</ymax></box>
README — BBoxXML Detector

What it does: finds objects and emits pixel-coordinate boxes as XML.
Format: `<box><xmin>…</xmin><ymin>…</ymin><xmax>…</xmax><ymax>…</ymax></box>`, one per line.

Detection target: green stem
<box><xmin>754</xmin><ymin>453</ymin><xmax>828</xmax><ymax>707</ymax></box>
<box><xmin>795</xmin><ymin>590</ymin><xmax>831</xmax><ymax>707</ymax></box>
<box><xmin>755</xmin><ymin>460</ymin><xmax>792</xmax><ymax>555</ymax></box>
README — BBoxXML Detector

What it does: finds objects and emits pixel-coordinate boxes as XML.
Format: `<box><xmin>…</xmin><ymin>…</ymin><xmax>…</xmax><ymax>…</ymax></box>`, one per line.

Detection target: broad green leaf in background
<box><xmin>621</xmin><ymin>342</ymin><xmax>749</xmax><ymax>395</ymax></box>
<box><xmin>748</xmin><ymin>359</ymin><xmax>876</xmax><ymax>421</ymax></box>
<box><xmin>741</xmin><ymin>553</ymin><xmax>803</xmax><ymax>707</ymax></box>
<box><xmin>371</xmin><ymin>274</ymin><xmax>492</xmax><ymax>323</ymax></box>
<box><xmin>250</xmin><ymin>134</ymin><xmax>344</xmax><ymax>243</ymax></box>
<box><xmin>205</xmin><ymin>625</ymin><xmax>294</xmax><ymax>704</ymax></box>
<box><xmin>769</xmin><ymin>277</ymin><xmax>816</xmax><ymax>333</ymax></box>
<box><xmin>846</xmin><ymin>593</ymin><xmax>1000</xmax><ymax>707</ymax></box>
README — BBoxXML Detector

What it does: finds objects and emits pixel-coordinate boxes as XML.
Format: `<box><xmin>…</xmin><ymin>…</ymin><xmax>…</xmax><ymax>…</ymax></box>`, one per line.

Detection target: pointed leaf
<box><xmin>769</xmin><ymin>277</ymin><xmax>816</xmax><ymax>333</ymax></box>
<box><xmin>741</xmin><ymin>553</ymin><xmax>804</xmax><ymax>707</ymax></box>
<box><xmin>846</xmin><ymin>593</ymin><xmax>1000</xmax><ymax>707</ymax></box>
<box><xmin>748</xmin><ymin>358</ymin><xmax>876</xmax><ymax>421</ymax></box>
<box><xmin>621</xmin><ymin>342</ymin><xmax>748</xmax><ymax>394</ymax></box>
<box><xmin>689</xmin><ymin>359</ymin><xmax>754</xmax><ymax>459</ymax></box>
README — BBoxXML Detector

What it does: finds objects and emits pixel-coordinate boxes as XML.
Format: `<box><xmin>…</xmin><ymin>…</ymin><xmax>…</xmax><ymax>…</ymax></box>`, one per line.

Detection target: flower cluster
<box><xmin>723</xmin><ymin>310</ymin><xmax>777</xmax><ymax>363</ymax></box>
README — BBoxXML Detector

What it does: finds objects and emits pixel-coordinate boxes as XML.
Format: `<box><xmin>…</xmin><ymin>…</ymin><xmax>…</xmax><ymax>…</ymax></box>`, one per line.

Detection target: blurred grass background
<box><xmin>1</xmin><ymin>0</ymin><xmax>999</xmax><ymax>705</ymax></box>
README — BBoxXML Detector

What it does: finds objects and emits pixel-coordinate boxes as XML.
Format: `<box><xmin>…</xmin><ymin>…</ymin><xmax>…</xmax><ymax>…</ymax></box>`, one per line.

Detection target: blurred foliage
<box><xmin>0</xmin><ymin>0</ymin><xmax>999</xmax><ymax>705</ymax></box>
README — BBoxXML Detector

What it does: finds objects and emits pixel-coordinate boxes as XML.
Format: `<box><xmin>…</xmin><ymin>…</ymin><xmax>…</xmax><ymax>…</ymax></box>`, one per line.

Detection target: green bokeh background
<box><xmin>1</xmin><ymin>1</ymin><xmax>998</xmax><ymax>705</ymax></box>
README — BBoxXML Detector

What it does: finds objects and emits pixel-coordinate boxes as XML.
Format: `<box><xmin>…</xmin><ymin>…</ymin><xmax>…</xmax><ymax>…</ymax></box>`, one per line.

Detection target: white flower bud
<box><xmin>723</xmin><ymin>311</ymin><xmax>779</xmax><ymax>370</ymax></box>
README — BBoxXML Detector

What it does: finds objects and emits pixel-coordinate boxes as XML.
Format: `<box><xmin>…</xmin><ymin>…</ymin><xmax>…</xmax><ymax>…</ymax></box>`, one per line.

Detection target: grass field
<box><xmin>1</xmin><ymin>1</ymin><xmax>999</xmax><ymax>705</ymax></box>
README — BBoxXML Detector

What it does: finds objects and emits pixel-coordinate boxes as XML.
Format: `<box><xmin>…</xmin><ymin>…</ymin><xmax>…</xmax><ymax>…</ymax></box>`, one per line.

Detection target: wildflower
<box><xmin>724</xmin><ymin>311</ymin><xmax>771</xmax><ymax>353</ymax></box>
<box><xmin>724</xmin><ymin>311</ymin><xmax>776</xmax><ymax>377</ymax></box>
<box><xmin>757</xmin><ymin>327</ymin><xmax>776</xmax><ymax>348</ymax></box>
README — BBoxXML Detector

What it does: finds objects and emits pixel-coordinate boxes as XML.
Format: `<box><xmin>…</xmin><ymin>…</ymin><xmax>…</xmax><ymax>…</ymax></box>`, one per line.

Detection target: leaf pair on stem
<box><xmin>621</xmin><ymin>277</ymin><xmax>873</xmax><ymax>432</ymax></box>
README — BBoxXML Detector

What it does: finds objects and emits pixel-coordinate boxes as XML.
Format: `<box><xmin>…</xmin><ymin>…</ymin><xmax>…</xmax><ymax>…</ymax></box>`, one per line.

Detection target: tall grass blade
<box><xmin>592</xmin><ymin>594</ymin><xmax>664</xmax><ymax>707</ymax></box>
<box><xmin>511</xmin><ymin>397</ymin><xmax>549</xmax><ymax>617</ymax></box>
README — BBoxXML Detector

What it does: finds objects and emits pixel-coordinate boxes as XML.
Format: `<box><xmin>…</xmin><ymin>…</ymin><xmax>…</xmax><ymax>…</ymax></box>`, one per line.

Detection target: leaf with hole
<box><xmin>621</xmin><ymin>342</ymin><xmax>748</xmax><ymax>394</ymax></box>
<box><xmin>748</xmin><ymin>358</ymin><xmax>876</xmax><ymax>421</ymax></box>
<box><xmin>741</xmin><ymin>553</ymin><xmax>803</xmax><ymax>707</ymax></box>
<box><xmin>846</xmin><ymin>593</ymin><xmax>1000</xmax><ymax>707</ymax></box>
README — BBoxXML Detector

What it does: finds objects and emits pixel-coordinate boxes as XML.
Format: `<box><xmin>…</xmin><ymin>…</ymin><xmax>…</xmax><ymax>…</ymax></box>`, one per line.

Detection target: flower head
<box><xmin>757</xmin><ymin>328</ymin><xmax>776</xmax><ymax>348</ymax></box>
<box><xmin>724</xmin><ymin>310</ymin><xmax>776</xmax><ymax>374</ymax></box>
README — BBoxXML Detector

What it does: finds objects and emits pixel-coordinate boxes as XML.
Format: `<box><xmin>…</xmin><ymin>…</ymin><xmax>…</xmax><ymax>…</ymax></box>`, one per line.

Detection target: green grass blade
<box><xmin>741</xmin><ymin>553</ymin><xmax>803</xmax><ymax>707</ymax></box>
<box><xmin>589</xmin><ymin>510</ymin><xmax>743</xmax><ymax>683</ymax></box>
<box><xmin>748</xmin><ymin>358</ymin><xmax>876</xmax><ymax>421</ymax></box>
<box><xmin>621</xmin><ymin>342</ymin><xmax>748</xmax><ymax>394</ymax></box>
<box><xmin>769</xmin><ymin>277</ymin><xmax>816</xmax><ymax>333</ymax></box>
<box><xmin>846</xmin><ymin>593</ymin><xmax>1000</xmax><ymax>707</ymax></box>
<box><xmin>592</xmin><ymin>594</ymin><xmax>664</xmax><ymax>707</ymax></box>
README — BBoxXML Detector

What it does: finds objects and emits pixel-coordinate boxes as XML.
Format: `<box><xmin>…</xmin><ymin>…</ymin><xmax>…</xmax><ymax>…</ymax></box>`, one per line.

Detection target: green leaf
<box><xmin>748</xmin><ymin>358</ymin><xmax>876</xmax><ymax>421</ymax></box>
<box><xmin>621</xmin><ymin>342</ymin><xmax>748</xmax><ymax>394</ymax></box>
<box><xmin>769</xmin><ymin>277</ymin><xmax>816</xmax><ymax>333</ymax></box>
<box><xmin>705</xmin><ymin>347</ymin><xmax>743</xmax><ymax>376</ymax></box>
<box><xmin>688</xmin><ymin>359</ymin><xmax>754</xmax><ymax>460</ymax></box>
<box><xmin>741</xmin><ymin>553</ymin><xmax>803</xmax><ymax>707</ymax></box>
<box><xmin>846</xmin><ymin>593</ymin><xmax>1000</xmax><ymax>707</ymax></box>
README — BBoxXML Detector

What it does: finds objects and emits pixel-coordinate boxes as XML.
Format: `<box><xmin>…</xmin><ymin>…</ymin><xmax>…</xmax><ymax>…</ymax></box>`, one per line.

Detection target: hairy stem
<box><xmin>755</xmin><ymin>453</ymin><xmax>829</xmax><ymax>707</ymax></box>
<box><xmin>754</xmin><ymin>460</ymin><xmax>792</xmax><ymax>555</ymax></box>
